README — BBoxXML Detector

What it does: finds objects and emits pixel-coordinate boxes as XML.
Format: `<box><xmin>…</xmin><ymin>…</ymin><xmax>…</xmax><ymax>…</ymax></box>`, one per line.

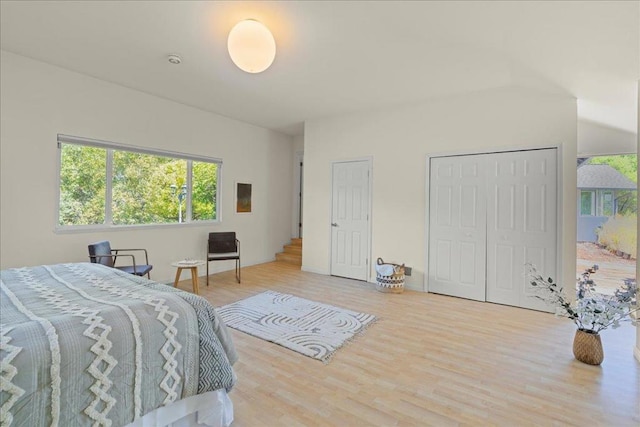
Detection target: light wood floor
<box><xmin>176</xmin><ymin>262</ymin><xmax>640</xmax><ymax>426</ymax></box>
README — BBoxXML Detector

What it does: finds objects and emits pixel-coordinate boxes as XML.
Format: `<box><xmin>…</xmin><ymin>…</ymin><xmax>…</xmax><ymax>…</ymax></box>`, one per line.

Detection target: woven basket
<box><xmin>572</xmin><ymin>329</ymin><xmax>604</xmax><ymax>365</ymax></box>
<box><xmin>375</xmin><ymin>258</ymin><xmax>405</xmax><ymax>294</ymax></box>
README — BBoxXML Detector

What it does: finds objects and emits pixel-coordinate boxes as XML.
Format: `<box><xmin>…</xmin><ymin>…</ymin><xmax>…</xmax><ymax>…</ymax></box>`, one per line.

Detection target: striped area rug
<box><xmin>217</xmin><ymin>290</ymin><xmax>376</xmax><ymax>363</ymax></box>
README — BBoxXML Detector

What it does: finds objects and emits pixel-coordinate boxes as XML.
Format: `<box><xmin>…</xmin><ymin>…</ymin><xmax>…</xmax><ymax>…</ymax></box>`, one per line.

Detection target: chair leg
<box><xmin>206</xmin><ymin>261</ymin><xmax>209</xmax><ymax>286</ymax></box>
<box><xmin>236</xmin><ymin>258</ymin><xmax>241</xmax><ymax>283</ymax></box>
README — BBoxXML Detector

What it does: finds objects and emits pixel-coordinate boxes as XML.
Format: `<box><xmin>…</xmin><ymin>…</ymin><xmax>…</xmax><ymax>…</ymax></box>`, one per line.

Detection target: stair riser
<box><xmin>284</xmin><ymin>245</ymin><xmax>302</xmax><ymax>255</ymax></box>
<box><xmin>275</xmin><ymin>253</ymin><xmax>302</xmax><ymax>265</ymax></box>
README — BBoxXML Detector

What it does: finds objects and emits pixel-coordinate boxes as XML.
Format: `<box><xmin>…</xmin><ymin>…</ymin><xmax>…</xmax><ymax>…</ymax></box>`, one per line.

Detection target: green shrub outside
<box><xmin>596</xmin><ymin>214</ymin><xmax>637</xmax><ymax>258</ymax></box>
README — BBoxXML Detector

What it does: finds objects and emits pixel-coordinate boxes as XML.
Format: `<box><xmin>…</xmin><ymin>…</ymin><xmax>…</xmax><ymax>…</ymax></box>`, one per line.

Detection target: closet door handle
<box><xmin>331</xmin><ymin>223</ymin><xmax>339</xmax><ymax>227</ymax></box>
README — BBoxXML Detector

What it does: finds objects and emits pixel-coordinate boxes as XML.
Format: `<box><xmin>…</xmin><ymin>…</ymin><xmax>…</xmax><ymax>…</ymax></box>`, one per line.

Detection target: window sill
<box><xmin>54</xmin><ymin>220</ymin><xmax>221</xmax><ymax>234</ymax></box>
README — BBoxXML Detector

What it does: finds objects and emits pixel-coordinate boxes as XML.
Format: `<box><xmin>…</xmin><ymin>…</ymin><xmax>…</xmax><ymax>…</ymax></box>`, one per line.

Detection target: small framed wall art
<box><xmin>235</xmin><ymin>182</ymin><xmax>252</xmax><ymax>214</ymax></box>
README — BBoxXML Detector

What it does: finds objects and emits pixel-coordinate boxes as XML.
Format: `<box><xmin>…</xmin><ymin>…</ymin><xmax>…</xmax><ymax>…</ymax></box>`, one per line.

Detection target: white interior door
<box><xmin>486</xmin><ymin>149</ymin><xmax>557</xmax><ymax>311</ymax></box>
<box><xmin>331</xmin><ymin>161</ymin><xmax>370</xmax><ymax>281</ymax></box>
<box><xmin>428</xmin><ymin>155</ymin><xmax>487</xmax><ymax>301</ymax></box>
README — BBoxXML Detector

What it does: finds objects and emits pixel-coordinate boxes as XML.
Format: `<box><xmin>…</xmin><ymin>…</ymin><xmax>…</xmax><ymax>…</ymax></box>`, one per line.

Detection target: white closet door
<box><xmin>485</xmin><ymin>149</ymin><xmax>557</xmax><ymax>311</ymax></box>
<box><xmin>428</xmin><ymin>155</ymin><xmax>487</xmax><ymax>301</ymax></box>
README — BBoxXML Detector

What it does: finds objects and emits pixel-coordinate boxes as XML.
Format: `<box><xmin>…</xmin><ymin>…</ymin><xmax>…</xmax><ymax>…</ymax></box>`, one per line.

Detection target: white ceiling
<box><xmin>1</xmin><ymin>1</ymin><xmax>638</xmax><ymax>136</ymax></box>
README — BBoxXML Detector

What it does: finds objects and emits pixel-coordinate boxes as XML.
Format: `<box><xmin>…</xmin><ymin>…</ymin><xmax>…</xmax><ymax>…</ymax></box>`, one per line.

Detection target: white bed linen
<box><xmin>125</xmin><ymin>390</ymin><xmax>234</xmax><ymax>427</ymax></box>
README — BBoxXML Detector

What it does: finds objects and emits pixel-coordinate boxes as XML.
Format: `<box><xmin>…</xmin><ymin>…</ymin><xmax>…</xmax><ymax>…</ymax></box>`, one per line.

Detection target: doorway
<box><xmin>295</xmin><ymin>151</ymin><xmax>304</xmax><ymax>238</ymax></box>
<box><xmin>576</xmin><ymin>154</ymin><xmax>637</xmax><ymax>299</ymax></box>
<box><xmin>330</xmin><ymin>160</ymin><xmax>371</xmax><ymax>281</ymax></box>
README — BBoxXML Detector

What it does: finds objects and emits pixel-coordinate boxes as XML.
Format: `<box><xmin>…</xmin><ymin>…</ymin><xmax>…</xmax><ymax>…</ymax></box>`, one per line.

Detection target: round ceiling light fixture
<box><xmin>227</xmin><ymin>19</ymin><xmax>276</xmax><ymax>73</ymax></box>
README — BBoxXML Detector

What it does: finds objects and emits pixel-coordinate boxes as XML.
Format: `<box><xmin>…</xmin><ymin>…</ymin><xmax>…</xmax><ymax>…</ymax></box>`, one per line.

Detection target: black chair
<box><xmin>206</xmin><ymin>232</ymin><xmax>240</xmax><ymax>286</ymax></box>
<box><xmin>88</xmin><ymin>240</ymin><xmax>153</xmax><ymax>278</ymax></box>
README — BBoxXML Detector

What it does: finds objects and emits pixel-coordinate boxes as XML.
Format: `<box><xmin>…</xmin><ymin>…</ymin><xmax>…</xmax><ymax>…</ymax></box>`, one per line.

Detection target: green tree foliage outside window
<box><xmin>59</xmin><ymin>143</ymin><xmax>219</xmax><ymax>227</ymax></box>
<box><xmin>112</xmin><ymin>152</ymin><xmax>188</xmax><ymax>225</ymax></box>
<box><xmin>192</xmin><ymin>161</ymin><xmax>218</xmax><ymax>221</ymax></box>
<box><xmin>588</xmin><ymin>155</ymin><xmax>637</xmax><ymax>183</ymax></box>
<box><xmin>59</xmin><ymin>145</ymin><xmax>106</xmax><ymax>225</ymax></box>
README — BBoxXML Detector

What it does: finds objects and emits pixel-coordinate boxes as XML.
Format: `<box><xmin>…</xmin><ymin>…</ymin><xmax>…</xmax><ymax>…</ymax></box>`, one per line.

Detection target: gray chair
<box><xmin>206</xmin><ymin>232</ymin><xmax>240</xmax><ymax>286</ymax></box>
<box><xmin>88</xmin><ymin>240</ymin><xmax>153</xmax><ymax>278</ymax></box>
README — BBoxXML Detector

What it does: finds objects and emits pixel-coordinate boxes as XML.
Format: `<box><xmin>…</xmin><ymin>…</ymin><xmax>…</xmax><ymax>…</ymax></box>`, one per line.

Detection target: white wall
<box><xmin>292</xmin><ymin>134</ymin><xmax>304</xmax><ymax>154</ymax></box>
<box><xmin>0</xmin><ymin>51</ymin><xmax>294</xmax><ymax>283</ymax></box>
<box><xmin>303</xmin><ymin>87</ymin><xmax>577</xmax><ymax>291</ymax></box>
<box><xmin>578</xmin><ymin>119</ymin><xmax>637</xmax><ymax>155</ymax></box>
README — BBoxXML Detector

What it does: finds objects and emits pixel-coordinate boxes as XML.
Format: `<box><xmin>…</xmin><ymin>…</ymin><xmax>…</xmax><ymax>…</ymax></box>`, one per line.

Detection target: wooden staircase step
<box><xmin>275</xmin><ymin>238</ymin><xmax>302</xmax><ymax>266</ymax></box>
<box><xmin>275</xmin><ymin>252</ymin><xmax>302</xmax><ymax>265</ymax></box>
<box><xmin>283</xmin><ymin>244</ymin><xmax>302</xmax><ymax>255</ymax></box>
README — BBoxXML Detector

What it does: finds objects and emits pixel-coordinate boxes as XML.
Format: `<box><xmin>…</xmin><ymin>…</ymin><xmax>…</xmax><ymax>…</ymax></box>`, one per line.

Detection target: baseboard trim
<box><xmin>301</xmin><ymin>266</ymin><xmax>329</xmax><ymax>275</ymax></box>
<box><xmin>173</xmin><ymin>257</ymin><xmax>276</xmax><ymax>284</ymax></box>
<box><xmin>404</xmin><ymin>283</ymin><xmax>423</xmax><ymax>292</ymax></box>
<box><xmin>253</xmin><ymin>257</ymin><xmax>279</xmax><ymax>266</ymax></box>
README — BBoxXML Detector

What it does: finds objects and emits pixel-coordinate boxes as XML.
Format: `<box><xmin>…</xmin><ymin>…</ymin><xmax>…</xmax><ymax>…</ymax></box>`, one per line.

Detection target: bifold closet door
<box><xmin>428</xmin><ymin>148</ymin><xmax>557</xmax><ymax>311</ymax></box>
<box><xmin>428</xmin><ymin>155</ymin><xmax>487</xmax><ymax>301</ymax></box>
<box><xmin>485</xmin><ymin>149</ymin><xmax>557</xmax><ymax>311</ymax></box>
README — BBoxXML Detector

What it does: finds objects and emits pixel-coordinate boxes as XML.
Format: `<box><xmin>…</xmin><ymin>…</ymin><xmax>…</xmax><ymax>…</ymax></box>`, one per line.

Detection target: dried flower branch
<box><xmin>526</xmin><ymin>263</ymin><xmax>638</xmax><ymax>334</ymax></box>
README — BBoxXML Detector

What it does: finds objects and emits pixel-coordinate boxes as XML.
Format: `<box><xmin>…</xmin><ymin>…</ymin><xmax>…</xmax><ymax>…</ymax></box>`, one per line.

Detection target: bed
<box><xmin>0</xmin><ymin>262</ymin><xmax>237</xmax><ymax>427</ymax></box>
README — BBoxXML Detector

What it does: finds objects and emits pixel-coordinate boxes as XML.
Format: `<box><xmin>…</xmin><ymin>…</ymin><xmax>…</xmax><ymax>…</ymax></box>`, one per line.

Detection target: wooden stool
<box><xmin>171</xmin><ymin>260</ymin><xmax>205</xmax><ymax>295</ymax></box>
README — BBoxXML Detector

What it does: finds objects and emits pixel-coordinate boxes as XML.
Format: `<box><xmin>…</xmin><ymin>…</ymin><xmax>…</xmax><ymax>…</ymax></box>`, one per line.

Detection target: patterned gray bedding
<box><xmin>0</xmin><ymin>263</ymin><xmax>237</xmax><ymax>427</ymax></box>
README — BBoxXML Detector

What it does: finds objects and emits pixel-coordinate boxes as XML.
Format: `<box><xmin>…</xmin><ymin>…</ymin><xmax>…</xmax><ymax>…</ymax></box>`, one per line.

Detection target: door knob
<box><xmin>331</xmin><ymin>223</ymin><xmax>339</xmax><ymax>227</ymax></box>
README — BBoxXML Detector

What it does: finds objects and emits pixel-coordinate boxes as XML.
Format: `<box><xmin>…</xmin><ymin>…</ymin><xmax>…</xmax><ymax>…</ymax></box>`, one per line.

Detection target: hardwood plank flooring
<box><xmin>176</xmin><ymin>262</ymin><xmax>640</xmax><ymax>426</ymax></box>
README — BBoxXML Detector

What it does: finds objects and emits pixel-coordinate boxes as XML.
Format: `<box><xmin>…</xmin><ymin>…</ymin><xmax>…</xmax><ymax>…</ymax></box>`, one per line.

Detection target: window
<box><xmin>58</xmin><ymin>135</ymin><xmax>221</xmax><ymax>229</ymax></box>
<box><xmin>599</xmin><ymin>190</ymin><xmax>614</xmax><ymax>217</ymax></box>
<box><xmin>580</xmin><ymin>190</ymin><xmax>595</xmax><ymax>216</ymax></box>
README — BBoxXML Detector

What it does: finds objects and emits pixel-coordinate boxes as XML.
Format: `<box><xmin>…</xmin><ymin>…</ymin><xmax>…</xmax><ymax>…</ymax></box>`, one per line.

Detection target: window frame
<box><xmin>55</xmin><ymin>134</ymin><xmax>222</xmax><ymax>232</ymax></box>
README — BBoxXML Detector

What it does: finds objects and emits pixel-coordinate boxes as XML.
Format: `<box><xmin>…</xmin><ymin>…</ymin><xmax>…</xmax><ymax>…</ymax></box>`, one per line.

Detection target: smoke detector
<box><xmin>167</xmin><ymin>54</ymin><xmax>182</xmax><ymax>65</ymax></box>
